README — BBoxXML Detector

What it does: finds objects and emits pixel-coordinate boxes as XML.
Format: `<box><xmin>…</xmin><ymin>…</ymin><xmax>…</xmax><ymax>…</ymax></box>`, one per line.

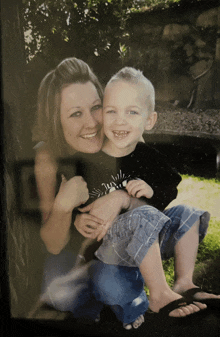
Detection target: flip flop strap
<box><xmin>159</xmin><ymin>297</ymin><xmax>192</xmax><ymax>315</ymax></box>
<box><xmin>183</xmin><ymin>288</ymin><xmax>203</xmax><ymax>298</ymax></box>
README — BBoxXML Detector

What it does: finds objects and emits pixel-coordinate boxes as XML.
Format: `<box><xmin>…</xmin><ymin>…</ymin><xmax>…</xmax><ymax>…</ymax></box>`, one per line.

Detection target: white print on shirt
<box><xmin>89</xmin><ymin>169</ymin><xmax>131</xmax><ymax>199</ymax></box>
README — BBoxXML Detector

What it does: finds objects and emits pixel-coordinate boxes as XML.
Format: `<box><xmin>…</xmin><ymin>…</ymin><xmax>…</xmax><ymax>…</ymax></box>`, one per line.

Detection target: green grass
<box><xmin>145</xmin><ymin>175</ymin><xmax>220</xmax><ymax>295</ymax></box>
<box><xmin>197</xmin><ymin>218</ymin><xmax>220</xmax><ymax>262</ymax></box>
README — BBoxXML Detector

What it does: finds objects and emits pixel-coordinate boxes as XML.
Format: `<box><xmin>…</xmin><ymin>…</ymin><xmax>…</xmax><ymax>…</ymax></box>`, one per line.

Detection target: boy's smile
<box><xmin>113</xmin><ymin>130</ymin><xmax>130</xmax><ymax>139</ymax></box>
<box><xmin>102</xmin><ymin>80</ymin><xmax>156</xmax><ymax>157</ymax></box>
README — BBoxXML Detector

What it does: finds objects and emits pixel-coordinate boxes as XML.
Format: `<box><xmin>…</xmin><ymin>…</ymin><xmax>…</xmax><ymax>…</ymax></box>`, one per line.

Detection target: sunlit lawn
<box><xmin>145</xmin><ymin>175</ymin><xmax>220</xmax><ymax>294</ymax></box>
<box><xmin>169</xmin><ymin>175</ymin><xmax>220</xmax><ymax>219</ymax></box>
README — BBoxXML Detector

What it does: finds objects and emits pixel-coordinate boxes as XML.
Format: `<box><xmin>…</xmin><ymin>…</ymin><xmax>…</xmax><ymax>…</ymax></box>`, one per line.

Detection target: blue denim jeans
<box><xmin>95</xmin><ymin>204</ymin><xmax>210</xmax><ymax>266</ymax></box>
<box><xmin>41</xmin><ymin>252</ymin><xmax>148</xmax><ymax>324</ymax></box>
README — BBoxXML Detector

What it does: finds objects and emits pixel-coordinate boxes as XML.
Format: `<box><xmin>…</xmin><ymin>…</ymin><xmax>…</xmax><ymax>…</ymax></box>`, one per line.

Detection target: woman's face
<box><xmin>60</xmin><ymin>81</ymin><xmax>104</xmax><ymax>153</ymax></box>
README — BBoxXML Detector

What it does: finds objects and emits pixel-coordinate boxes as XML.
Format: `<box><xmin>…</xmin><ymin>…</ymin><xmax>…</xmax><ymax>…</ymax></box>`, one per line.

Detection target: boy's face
<box><xmin>103</xmin><ymin>80</ymin><xmax>156</xmax><ymax>156</ymax></box>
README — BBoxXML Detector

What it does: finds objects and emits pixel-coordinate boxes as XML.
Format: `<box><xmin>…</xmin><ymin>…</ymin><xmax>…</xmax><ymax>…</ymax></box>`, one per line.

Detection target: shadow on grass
<box><xmin>194</xmin><ymin>251</ymin><xmax>220</xmax><ymax>295</ymax></box>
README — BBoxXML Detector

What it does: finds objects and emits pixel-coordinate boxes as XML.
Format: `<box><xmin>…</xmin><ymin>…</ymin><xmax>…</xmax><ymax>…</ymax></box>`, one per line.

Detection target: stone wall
<box><xmin>126</xmin><ymin>1</ymin><xmax>220</xmax><ymax>109</ymax></box>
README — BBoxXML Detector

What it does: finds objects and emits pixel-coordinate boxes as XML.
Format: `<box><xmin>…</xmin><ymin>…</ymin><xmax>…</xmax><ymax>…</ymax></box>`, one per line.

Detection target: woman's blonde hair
<box><xmin>32</xmin><ymin>57</ymin><xmax>103</xmax><ymax>157</ymax></box>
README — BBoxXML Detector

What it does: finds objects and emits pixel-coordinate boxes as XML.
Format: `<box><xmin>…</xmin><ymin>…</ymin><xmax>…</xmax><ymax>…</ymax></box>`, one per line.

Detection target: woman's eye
<box><xmin>129</xmin><ymin>110</ymin><xmax>138</xmax><ymax>115</ymax></box>
<box><xmin>69</xmin><ymin>111</ymin><xmax>82</xmax><ymax>118</ymax></box>
<box><xmin>91</xmin><ymin>104</ymin><xmax>102</xmax><ymax>112</ymax></box>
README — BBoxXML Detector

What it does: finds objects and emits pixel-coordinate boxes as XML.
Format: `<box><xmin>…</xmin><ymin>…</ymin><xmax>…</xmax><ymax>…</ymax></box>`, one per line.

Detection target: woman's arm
<box><xmin>35</xmin><ymin>147</ymin><xmax>89</xmax><ymax>255</ymax></box>
<box><xmin>79</xmin><ymin>189</ymin><xmax>149</xmax><ymax>241</ymax></box>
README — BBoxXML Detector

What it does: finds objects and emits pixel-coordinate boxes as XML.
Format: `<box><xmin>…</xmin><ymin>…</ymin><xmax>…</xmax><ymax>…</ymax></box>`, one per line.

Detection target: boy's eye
<box><xmin>106</xmin><ymin>109</ymin><xmax>115</xmax><ymax>114</ymax></box>
<box><xmin>91</xmin><ymin>104</ymin><xmax>102</xmax><ymax>112</ymax></box>
<box><xmin>69</xmin><ymin>111</ymin><xmax>82</xmax><ymax>118</ymax></box>
<box><xmin>129</xmin><ymin>110</ymin><xmax>139</xmax><ymax>115</ymax></box>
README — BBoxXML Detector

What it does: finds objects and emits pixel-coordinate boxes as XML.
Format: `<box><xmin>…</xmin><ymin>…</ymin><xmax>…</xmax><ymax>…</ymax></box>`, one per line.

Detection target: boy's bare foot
<box><xmin>123</xmin><ymin>315</ymin><xmax>144</xmax><ymax>330</ymax></box>
<box><xmin>148</xmin><ymin>289</ymin><xmax>206</xmax><ymax>317</ymax></box>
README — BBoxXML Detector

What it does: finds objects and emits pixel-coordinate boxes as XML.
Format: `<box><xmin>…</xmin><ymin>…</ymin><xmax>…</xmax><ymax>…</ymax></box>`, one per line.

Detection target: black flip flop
<box><xmin>147</xmin><ymin>297</ymin><xmax>200</xmax><ymax>317</ymax></box>
<box><xmin>182</xmin><ymin>288</ymin><xmax>220</xmax><ymax>309</ymax></box>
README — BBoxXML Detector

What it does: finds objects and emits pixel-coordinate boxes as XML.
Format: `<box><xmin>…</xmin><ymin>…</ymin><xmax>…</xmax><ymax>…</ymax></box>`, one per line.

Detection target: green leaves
<box><xmin>21</xmin><ymin>1</ymin><xmax>187</xmax><ymax>72</ymax></box>
<box><xmin>21</xmin><ymin>1</ymin><xmax>142</xmax><ymax>62</ymax></box>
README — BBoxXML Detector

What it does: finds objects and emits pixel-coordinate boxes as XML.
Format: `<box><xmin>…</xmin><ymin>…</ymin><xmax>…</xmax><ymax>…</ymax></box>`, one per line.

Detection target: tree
<box><xmin>22</xmin><ymin>1</ymin><xmax>137</xmax><ymax>67</ymax></box>
<box><xmin>21</xmin><ymin>0</ymin><xmax>183</xmax><ymax>81</ymax></box>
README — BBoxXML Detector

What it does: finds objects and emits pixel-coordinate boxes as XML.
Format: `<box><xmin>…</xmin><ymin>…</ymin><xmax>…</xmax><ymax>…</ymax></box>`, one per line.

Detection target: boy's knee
<box><xmin>177</xmin><ymin>204</ymin><xmax>188</xmax><ymax>213</ymax></box>
<box><xmin>166</xmin><ymin>204</ymin><xmax>189</xmax><ymax>218</ymax></box>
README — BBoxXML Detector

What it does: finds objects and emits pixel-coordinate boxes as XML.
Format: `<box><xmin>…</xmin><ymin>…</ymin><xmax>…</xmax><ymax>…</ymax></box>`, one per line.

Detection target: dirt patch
<box><xmin>154</xmin><ymin>103</ymin><xmax>220</xmax><ymax>137</ymax></box>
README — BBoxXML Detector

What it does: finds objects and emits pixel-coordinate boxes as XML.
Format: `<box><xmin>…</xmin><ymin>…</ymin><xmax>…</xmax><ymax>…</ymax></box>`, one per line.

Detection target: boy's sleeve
<box><xmin>142</xmin><ymin>146</ymin><xmax>182</xmax><ymax>211</ymax></box>
<box><xmin>149</xmin><ymin>172</ymin><xmax>181</xmax><ymax>211</ymax></box>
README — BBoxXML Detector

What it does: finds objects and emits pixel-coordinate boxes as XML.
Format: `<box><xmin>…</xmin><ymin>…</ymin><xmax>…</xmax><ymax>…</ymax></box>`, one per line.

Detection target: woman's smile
<box><xmin>81</xmin><ymin>131</ymin><xmax>99</xmax><ymax>139</ymax></box>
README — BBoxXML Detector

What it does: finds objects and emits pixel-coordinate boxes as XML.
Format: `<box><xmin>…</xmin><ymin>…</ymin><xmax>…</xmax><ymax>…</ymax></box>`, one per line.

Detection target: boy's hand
<box><xmin>74</xmin><ymin>213</ymin><xmax>104</xmax><ymax>238</ymax></box>
<box><xmin>126</xmin><ymin>179</ymin><xmax>154</xmax><ymax>199</ymax></box>
<box><xmin>79</xmin><ymin>190</ymin><xmax>130</xmax><ymax>241</ymax></box>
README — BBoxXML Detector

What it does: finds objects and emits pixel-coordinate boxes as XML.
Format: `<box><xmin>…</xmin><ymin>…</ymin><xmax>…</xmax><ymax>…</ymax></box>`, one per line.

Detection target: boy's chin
<box><xmin>111</xmin><ymin>141</ymin><xmax>136</xmax><ymax>152</ymax></box>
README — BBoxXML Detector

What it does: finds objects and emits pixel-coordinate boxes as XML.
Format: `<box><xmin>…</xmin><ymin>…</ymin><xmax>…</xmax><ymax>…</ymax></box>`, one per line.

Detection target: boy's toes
<box><xmin>123</xmin><ymin>315</ymin><xmax>144</xmax><ymax>330</ymax></box>
<box><xmin>123</xmin><ymin>323</ymin><xmax>132</xmax><ymax>330</ymax></box>
<box><xmin>169</xmin><ymin>301</ymin><xmax>206</xmax><ymax>317</ymax></box>
<box><xmin>169</xmin><ymin>307</ymin><xmax>185</xmax><ymax>317</ymax></box>
<box><xmin>132</xmin><ymin>315</ymin><xmax>144</xmax><ymax>329</ymax></box>
<box><xmin>193</xmin><ymin>301</ymin><xmax>207</xmax><ymax>310</ymax></box>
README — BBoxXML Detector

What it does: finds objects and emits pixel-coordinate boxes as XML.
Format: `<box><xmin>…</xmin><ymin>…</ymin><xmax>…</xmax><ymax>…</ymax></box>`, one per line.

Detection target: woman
<box><xmin>33</xmin><ymin>57</ymin><xmax>148</xmax><ymax>329</ymax></box>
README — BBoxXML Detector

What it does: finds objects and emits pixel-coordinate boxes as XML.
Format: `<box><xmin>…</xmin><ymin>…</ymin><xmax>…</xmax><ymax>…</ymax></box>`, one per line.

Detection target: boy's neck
<box><xmin>102</xmin><ymin>139</ymin><xmax>137</xmax><ymax>158</ymax></box>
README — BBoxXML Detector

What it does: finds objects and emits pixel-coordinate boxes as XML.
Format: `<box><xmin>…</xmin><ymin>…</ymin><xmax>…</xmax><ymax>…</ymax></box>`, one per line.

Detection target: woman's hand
<box><xmin>55</xmin><ymin>175</ymin><xmax>89</xmax><ymax>213</ymax></box>
<box><xmin>79</xmin><ymin>190</ymin><xmax>130</xmax><ymax>241</ymax></box>
<box><xmin>74</xmin><ymin>213</ymin><xmax>104</xmax><ymax>238</ymax></box>
<box><xmin>126</xmin><ymin>179</ymin><xmax>154</xmax><ymax>199</ymax></box>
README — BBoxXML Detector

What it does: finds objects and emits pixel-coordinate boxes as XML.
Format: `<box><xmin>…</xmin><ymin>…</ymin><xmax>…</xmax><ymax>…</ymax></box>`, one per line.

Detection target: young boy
<box><xmin>72</xmin><ymin>67</ymin><xmax>211</xmax><ymax>320</ymax></box>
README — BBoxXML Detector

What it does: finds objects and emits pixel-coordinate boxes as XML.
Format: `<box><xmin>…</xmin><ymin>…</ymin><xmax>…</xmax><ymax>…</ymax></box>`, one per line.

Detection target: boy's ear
<box><xmin>145</xmin><ymin>111</ymin><xmax>157</xmax><ymax>131</ymax></box>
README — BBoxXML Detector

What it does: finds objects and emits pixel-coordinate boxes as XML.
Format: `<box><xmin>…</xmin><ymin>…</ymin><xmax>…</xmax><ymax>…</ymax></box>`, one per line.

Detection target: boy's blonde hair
<box><xmin>106</xmin><ymin>67</ymin><xmax>155</xmax><ymax>113</ymax></box>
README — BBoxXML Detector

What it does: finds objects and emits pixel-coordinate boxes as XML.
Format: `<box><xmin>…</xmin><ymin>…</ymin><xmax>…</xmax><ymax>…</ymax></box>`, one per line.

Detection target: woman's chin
<box><xmin>86</xmin><ymin>141</ymin><xmax>103</xmax><ymax>153</ymax></box>
<box><xmin>80</xmin><ymin>135</ymin><xmax>103</xmax><ymax>153</ymax></box>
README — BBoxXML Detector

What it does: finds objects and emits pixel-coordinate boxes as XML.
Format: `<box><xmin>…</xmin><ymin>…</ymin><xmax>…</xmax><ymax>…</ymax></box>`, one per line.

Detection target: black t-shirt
<box><xmin>58</xmin><ymin>142</ymin><xmax>182</xmax><ymax>212</ymax></box>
